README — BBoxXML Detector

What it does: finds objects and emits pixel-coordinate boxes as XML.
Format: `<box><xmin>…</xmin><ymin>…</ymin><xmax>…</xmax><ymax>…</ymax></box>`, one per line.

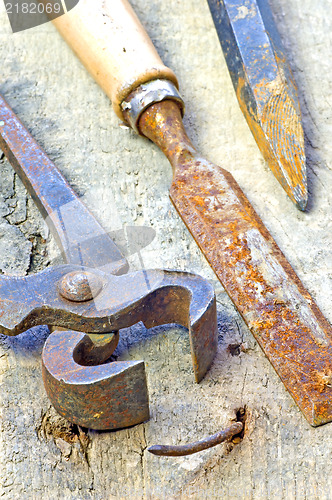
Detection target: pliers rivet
<box><xmin>58</xmin><ymin>270</ymin><xmax>103</xmax><ymax>302</ymax></box>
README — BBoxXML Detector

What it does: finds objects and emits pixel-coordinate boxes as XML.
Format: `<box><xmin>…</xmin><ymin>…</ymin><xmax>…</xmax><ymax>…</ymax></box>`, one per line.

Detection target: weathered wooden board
<box><xmin>0</xmin><ymin>0</ymin><xmax>331</xmax><ymax>498</ymax></box>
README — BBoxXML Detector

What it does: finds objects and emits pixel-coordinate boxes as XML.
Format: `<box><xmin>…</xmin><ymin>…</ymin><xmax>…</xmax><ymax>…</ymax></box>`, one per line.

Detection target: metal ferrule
<box><xmin>121</xmin><ymin>79</ymin><xmax>185</xmax><ymax>134</ymax></box>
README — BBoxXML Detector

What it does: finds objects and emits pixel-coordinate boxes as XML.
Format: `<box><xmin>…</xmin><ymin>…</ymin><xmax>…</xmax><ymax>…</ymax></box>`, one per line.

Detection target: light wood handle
<box><xmin>53</xmin><ymin>0</ymin><xmax>178</xmax><ymax>119</ymax></box>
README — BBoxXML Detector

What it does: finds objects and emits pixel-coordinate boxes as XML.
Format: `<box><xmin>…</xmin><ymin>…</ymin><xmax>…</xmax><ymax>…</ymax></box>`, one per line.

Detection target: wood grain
<box><xmin>0</xmin><ymin>0</ymin><xmax>331</xmax><ymax>498</ymax></box>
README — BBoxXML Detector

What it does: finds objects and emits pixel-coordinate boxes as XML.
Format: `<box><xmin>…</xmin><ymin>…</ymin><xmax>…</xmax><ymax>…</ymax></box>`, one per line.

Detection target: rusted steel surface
<box><xmin>42</xmin><ymin>330</ymin><xmax>150</xmax><ymax>430</ymax></box>
<box><xmin>137</xmin><ymin>100</ymin><xmax>332</xmax><ymax>427</ymax></box>
<box><xmin>0</xmin><ymin>263</ymin><xmax>217</xmax><ymax>381</ymax></box>
<box><xmin>58</xmin><ymin>270</ymin><xmax>104</xmax><ymax>302</ymax></box>
<box><xmin>207</xmin><ymin>0</ymin><xmax>307</xmax><ymax>210</ymax></box>
<box><xmin>148</xmin><ymin>421</ymin><xmax>243</xmax><ymax>456</ymax></box>
<box><xmin>40</xmin><ymin>263</ymin><xmax>217</xmax><ymax>429</ymax></box>
<box><xmin>0</xmin><ymin>93</ymin><xmax>218</xmax><ymax>430</ymax></box>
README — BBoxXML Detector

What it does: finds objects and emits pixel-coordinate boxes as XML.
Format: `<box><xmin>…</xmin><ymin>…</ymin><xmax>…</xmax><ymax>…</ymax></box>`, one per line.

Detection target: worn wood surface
<box><xmin>0</xmin><ymin>0</ymin><xmax>331</xmax><ymax>498</ymax></box>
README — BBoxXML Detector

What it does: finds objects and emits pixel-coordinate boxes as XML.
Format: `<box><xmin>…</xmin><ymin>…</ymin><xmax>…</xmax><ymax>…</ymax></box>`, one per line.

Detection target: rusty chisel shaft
<box><xmin>138</xmin><ymin>100</ymin><xmax>332</xmax><ymax>427</ymax></box>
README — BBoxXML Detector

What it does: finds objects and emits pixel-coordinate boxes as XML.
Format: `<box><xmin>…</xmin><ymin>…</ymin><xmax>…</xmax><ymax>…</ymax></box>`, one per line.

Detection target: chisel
<box><xmin>51</xmin><ymin>0</ymin><xmax>332</xmax><ymax>426</ymax></box>
<box><xmin>207</xmin><ymin>0</ymin><xmax>307</xmax><ymax>210</ymax></box>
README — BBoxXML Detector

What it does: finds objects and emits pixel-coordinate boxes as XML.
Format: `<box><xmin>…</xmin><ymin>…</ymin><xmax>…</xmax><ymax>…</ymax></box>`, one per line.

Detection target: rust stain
<box><xmin>261</xmin><ymin>83</ymin><xmax>306</xmax><ymax>194</ymax></box>
<box><xmin>235</xmin><ymin>73</ymin><xmax>307</xmax><ymax>210</ymax></box>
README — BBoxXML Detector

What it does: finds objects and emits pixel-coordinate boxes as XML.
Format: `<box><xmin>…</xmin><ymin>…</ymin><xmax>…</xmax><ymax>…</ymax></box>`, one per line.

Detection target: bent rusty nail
<box><xmin>0</xmin><ymin>93</ymin><xmax>218</xmax><ymax>430</ymax></box>
<box><xmin>148</xmin><ymin>421</ymin><xmax>243</xmax><ymax>456</ymax></box>
<box><xmin>207</xmin><ymin>0</ymin><xmax>307</xmax><ymax>210</ymax></box>
<box><xmin>51</xmin><ymin>0</ymin><xmax>332</xmax><ymax>426</ymax></box>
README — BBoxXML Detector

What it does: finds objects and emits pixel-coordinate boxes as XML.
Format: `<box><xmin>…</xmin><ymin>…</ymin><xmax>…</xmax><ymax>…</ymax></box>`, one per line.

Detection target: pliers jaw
<box><xmin>0</xmin><ymin>94</ymin><xmax>218</xmax><ymax>431</ymax></box>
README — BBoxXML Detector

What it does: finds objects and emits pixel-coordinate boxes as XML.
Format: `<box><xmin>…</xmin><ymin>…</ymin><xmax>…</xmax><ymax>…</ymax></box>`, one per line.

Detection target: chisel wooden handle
<box><xmin>53</xmin><ymin>0</ymin><xmax>178</xmax><ymax>119</ymax></box>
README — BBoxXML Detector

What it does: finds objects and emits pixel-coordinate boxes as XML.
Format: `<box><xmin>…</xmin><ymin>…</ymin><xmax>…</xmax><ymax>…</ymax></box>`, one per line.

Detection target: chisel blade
<box><xmin>170</xmin><ymin>154</ymin><xmax>331</xmax><ymax>427</ymax></box>
<box><xmin>139</xmin><ymin>101</ymin><xmax>332</xmax><ymax>426</ymax></box>
<box><xmin>207</xmin><ymin>0</ymin><xmax>307</xmax><ymax>210</ymax></box>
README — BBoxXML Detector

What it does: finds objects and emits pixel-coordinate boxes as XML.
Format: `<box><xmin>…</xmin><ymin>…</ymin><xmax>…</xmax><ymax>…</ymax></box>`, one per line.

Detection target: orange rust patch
<box><xmin>234</xmin><ymin>70</ymin><xmax>306</xmax><ymax>209</ymax></box>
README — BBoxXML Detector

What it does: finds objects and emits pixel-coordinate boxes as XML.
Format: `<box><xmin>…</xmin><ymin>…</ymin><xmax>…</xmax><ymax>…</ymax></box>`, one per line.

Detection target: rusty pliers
<box><xmin>0</xmin><ymin>93</ymin><xmax>219</xmax><ymax>432</ymax></box>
